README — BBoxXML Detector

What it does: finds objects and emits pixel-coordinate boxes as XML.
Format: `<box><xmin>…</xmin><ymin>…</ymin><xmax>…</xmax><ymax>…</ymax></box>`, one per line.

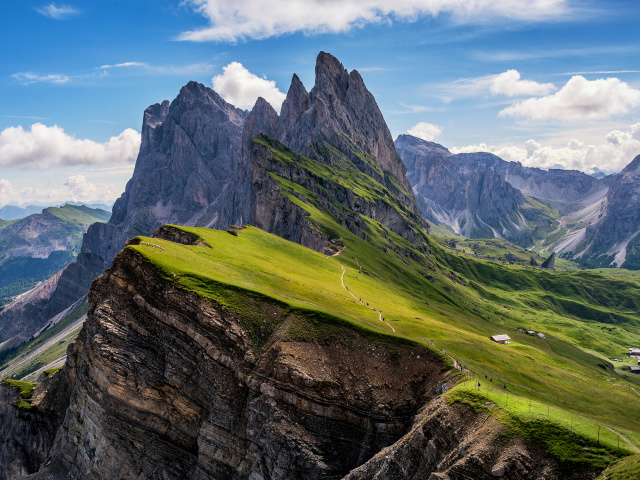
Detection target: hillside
<box><xmin>0</xmin><ymin>205</ymin><xmax>110</xmax><ymax>310</ymax></box>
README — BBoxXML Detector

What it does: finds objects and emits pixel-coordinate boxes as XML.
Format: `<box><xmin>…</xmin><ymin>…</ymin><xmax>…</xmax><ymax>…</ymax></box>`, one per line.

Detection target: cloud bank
<box><xmin>0</xmin><ymin>123</ymin><xmax>141</xmax><ymax>169</ymax></box>
<box><xmin>212</xmin><ymin>62</ymin><xmax>286</xmax><ymax>111</ymax></box>
<box><xmin>500</xmin><ymin>76</ymin><xmax>640</xmax><ymax>121</ymax></box>
<box><xmin>451</xmin><ymin>123</ymin><xmax>640</xmax><ymax>174</ymax></box>
<box><xmin>408</xmin><ymin>122</ymin><xmax>443</xmax><ymax>141</ymax></box>
<box><xmin>179</xmin><ymin>0</ymin><xmax>568</xmax><ymax>42</ymax></box>
<box><xmin>0</xmin><ymin>176</ymin><xmax>120</xmax><ymax>207</ymax></box>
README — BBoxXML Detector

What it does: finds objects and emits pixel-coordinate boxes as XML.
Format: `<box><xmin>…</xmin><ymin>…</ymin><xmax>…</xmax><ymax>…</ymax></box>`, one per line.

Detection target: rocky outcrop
<box><xmin>573</xmin><ymin>155</ymin><xmax>640</xmax><ymax>268</ymax></box>
<box><xmin>344</xmin><ymin>397</ymin><xmax>589</xmax><ymax>480</ymax></box>
<box><xmin>0</xmin><ymin>369</ymin><xmax>72</xmax><ymax>480</ymax></box>
<box><xmin>35</xmin><ymin>241</ymin><xmax>446</xmax><ymax>479</ymax></box>
<box><xmin>541</xmin><ymin>252</ymin><xmax>556</xmax><ymax>270</ymax></box>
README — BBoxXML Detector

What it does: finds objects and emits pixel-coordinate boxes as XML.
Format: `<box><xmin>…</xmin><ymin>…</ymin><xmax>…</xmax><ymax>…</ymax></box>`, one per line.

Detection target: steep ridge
<box><xmin>572</xmin><ymin>154</ymin><xmax>640</xmax><ymax>268</ymax></box>
<box><xmin>0</xmin><ymin>52</ymin><xmax>424</xmax><ymax>350</ymax></box>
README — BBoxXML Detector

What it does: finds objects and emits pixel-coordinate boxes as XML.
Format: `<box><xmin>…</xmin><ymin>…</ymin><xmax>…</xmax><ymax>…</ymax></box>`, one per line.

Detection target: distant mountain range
<box><xmin>396</xmin><ymin>134</ymin><xmax>640</xmax><ymax>269</ymax></box>
<box><xmin>0</xmin><ymin>205</ymin><xmax>110</xmax><ymax>312</ymax></box>
<box><xmin>0</xmin><ymin>202</ymin><xmax>113</xmax><ymax>221</ymax></box>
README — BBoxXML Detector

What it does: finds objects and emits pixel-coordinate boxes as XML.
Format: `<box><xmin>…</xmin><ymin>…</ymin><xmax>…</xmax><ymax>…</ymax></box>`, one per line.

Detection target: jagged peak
<box><xmin>314</xmin><ymin>51</ymin><xmax>349</xmax><ymax>99</ymax></box>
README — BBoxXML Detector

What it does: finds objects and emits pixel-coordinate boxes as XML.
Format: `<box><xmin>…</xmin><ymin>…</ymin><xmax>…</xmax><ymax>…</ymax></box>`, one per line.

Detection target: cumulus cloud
<box><xmin>450</xmin><ymin>123</ymin><xmax>640</xmax><ymax>174</ymax></box>
<box><xmin>490</xmin><ymin>70</ymin><xmax>556</xmax><ymax>97</ymax></box>
<box><xmin>12</xmin><ymin>72</ymin><xmax>69</xmax><ymax>85</ymax></box>
<box><xmin>500</xmin><ymin>76</ymin><xmax>640</xmax><ymax>121</ymax></box>
<box><xmin>0</xmin><ymin>123</ymin><xmax>141</xmax><ymax>169</ymax></box>
<box><xmin>408</xmin><ymin>122</ymin><xmax>443</xmax><ymax>141</ymax></box>
<box><xmin>36</xmin><ymin>4</ymin><xmax>80</xmax><ymax>20</ymax></box>
<box><xmin>0</xmin><ymin>177</ymin><xmax>119</xmax><ymax>207</ymax></box>
<box><xmin>179</xmin><ymin>0</ymin><xmax>568</xmax><ymax>42</ymax></box>
<box><xmin>434</xmin><ymin>69</ymin><xmax>554</xmax><ymax>102</ymax></box>
<box><xmin>212</xmin><ymin>62</ymin><xmax>286</xmax><ymax>111</ymax></box>
<box><xmin>63</xmin><ymin>175</ymin><xmax>118</xmax><ymax>202</ymax></box>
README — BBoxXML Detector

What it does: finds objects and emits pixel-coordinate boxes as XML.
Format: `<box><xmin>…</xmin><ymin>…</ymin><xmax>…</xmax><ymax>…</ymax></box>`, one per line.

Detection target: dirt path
<box><xmin>340</xmin><ymin>265</ymin><xmax>396</xmax><ymax>333</ymax></box>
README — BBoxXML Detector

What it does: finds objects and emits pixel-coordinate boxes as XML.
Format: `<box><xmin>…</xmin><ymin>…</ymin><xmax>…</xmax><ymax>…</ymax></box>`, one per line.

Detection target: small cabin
<box><xmin>630</xmin><ymin>366</ymin><xmax>640</xmax><ymax>374</ymax></box>
<box><xmin>537</xmin><ymin>333</ymin><xmax>546</xmax><ymax>339</ymax></box>
<box><xmin>491</xmin><ymin>334</ymin><xmax>511</xmax><ymax>344</ymax></box>
<box><xmin>526</xmin><ymin>330</ymin><xmax>536</xmax><ymax>336</ymax></box>
<box><xmin>630</xmin><ymin>348</ymin><xmax>640</xmax><ymax>357</ymax></box>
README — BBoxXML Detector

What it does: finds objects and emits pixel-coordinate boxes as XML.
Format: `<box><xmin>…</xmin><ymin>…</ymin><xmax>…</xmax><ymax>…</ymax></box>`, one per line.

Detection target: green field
<box><xmin>127</xmin><ymin>220</ymin><xmax>640</xmax><ymax>456</ymax></box>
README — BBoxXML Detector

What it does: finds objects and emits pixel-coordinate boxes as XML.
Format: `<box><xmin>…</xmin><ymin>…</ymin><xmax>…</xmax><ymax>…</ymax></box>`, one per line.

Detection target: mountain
<box><xmin>0</xmin><ymin>205</ymin><xmax>47</xmax><ymax>221</ymax></box>
<box><xmin>395</xmin><ymin>134</ymin><xmax>639</xmax><ymax>269</ymax></box>
<box><xmin>569</xmin><ymin>154</ymin><xmax>640</xmax><ymax>268</ymax></box>
<box><xmin>0</xmin><ymin>205</ymin><xmax>110</xmax><ymax>312</ymax></box>
<box><xmin>0</xmin><ymin>203</ymin><xmax>112</xmax><ymax>222</ymax></box>
<box><xmin>2</xmin><ymin>52</ymin><xmax>640</xmax><ymax>479</ymax></box>
<box><xmin>0</xmin><ymin>52</ymin><xmax>424</xmax><ymax>357</ymax></box>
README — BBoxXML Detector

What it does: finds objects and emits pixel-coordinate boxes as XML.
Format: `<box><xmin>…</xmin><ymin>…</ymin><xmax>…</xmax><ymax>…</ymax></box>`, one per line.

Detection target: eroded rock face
<box><xmin>40</xmin><ymin>244</ymin><xmax>446</xmax><ymax>479</ymax></box>
<box><xmin>0</xmin><ymin>369</ymin><xmax>71</xmax><ymax>480</ymax></box>
<box><xmin>344</xmin><ymin>398</ymin><xmax>591</xmax><ymax>480</ymax></box>
<box><xmin>396</xmin><ymin>134</ymin><xmax>609</xmax><ymax>248</ymax></box>
<box><xmin>576</xmin><ymin>154</ymin><xmax>640</xmax><ymax>268</ymax></box>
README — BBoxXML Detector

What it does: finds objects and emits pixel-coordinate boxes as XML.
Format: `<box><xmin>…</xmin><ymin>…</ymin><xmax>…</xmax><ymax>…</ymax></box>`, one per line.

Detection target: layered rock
<box><xmin>36</xmin><ymin>238</ymin><xmax>445</xmax><ymax>479</ymax></box>
<box><xmin>0</xmin><ymin>368</ymin><xmax>72</xmax><ymax>480</ymax></box>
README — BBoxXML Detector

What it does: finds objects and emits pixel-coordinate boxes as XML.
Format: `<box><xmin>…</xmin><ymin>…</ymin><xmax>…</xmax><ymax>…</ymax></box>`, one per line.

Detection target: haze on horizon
<box><xmin>1</xmin><ymin>0</ymin><xmax>639</xmax><ymax>206</ymax></box>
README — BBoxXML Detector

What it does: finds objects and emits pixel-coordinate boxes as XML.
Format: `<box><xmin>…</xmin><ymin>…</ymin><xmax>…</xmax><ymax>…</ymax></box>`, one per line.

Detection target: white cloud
<box><xmin>212</xmin><ymin>62</ymin><xmax>286</xmax><ymax>111</ymax></box>
<box><xmin>451</xmin><ymin>123</ymin><xmax>640</xmax><ymax>174</ymax></box>
<box><xmin>179</xmin><ymin>0</ymin><xmax>568</xmax><ymax>42</ymax></box>
<box><xmin>12</xmin><ymin>72</ymin><xmax>69</xmax><ymax>85</ymax></box>
<box><xmin>0</xmin><ymin>177</ymin><xmax>119</xmax><ymax>207</ymax></box>
<box><xmin>432</xmin><ymin>69</ymin><xmax>554</xmax><ymax>102</ymax></box>
<box><xmin>408</xmin><ymin>122</ymin><xmax>443</xmax><ymax>141</ymax></box>
<box><xmin>99</xmin><ymin>62</ymin><xmax>148</xmax><ymax>69</ymax></box>
<box><xmin>0</xmin><ymin>123</ymin><xmax>140</xmax><ymax>169</ymax></box>
<box><xmin>500</xmin><ymin>76</ymin><xmax>640</xmax><ymax>121</ymax></box>
<box><xmin>36</xmin><ymin>4</ymin><xmax>80</xmax><ymax>20</ymax></box>
<box><xmin>490</xmin><ymin>70</ymin><xmax>556</xmax><ymax>97</ymax></box>
<box><xmin>63</xmin><ymin>175</ymin><xmax>118</xmax><ymax>202</ymax></box>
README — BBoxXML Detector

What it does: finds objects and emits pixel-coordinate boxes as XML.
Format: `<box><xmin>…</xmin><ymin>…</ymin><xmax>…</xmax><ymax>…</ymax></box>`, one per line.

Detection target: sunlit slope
<box><xmin>129</xmin><ymin>221</ymin><xmax>640</xmax><ymax>443</ymax></box>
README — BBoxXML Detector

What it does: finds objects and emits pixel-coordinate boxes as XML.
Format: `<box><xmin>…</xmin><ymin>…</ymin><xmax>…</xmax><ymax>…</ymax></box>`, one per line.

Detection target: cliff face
<box><xmin>40</xmin><ymin>236</ymin><xmax>445</xmax><ymax>479</ymax></box>
<box><xmin>396</xmin><ymin>134</ymin><xmax>612</xmax><ymax>251</ymax></box>
<box><xmin>574</xmin><ymin>154</ymin><xmax>640</xmax><ymax>268</ymax></box>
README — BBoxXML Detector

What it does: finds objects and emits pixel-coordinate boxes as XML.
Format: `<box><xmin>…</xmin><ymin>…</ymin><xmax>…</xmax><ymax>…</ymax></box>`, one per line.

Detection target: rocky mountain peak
<box><xmin>280</xmin><ymin>74</ymin><xmax>309</xmax><ymax>133</ymax></box>
<box><xmin>313</xmin><ymin>51</ymin><xmax>350</xmax><ymax>100</ymax></box>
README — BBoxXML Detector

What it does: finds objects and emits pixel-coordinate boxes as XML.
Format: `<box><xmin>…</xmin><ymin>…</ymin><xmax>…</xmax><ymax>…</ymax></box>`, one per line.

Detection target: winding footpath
<box><xmin>340</xmin><ymin>264</ymin><xmax>396</xmax><ymax>333</ymax></box>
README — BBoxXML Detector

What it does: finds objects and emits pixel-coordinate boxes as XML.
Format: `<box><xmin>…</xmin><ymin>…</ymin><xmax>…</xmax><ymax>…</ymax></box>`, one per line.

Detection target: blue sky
<box><xmin>2</xmin><ymin>0</ymin><xmax>640</xmax><ymax>206</ymax></box>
